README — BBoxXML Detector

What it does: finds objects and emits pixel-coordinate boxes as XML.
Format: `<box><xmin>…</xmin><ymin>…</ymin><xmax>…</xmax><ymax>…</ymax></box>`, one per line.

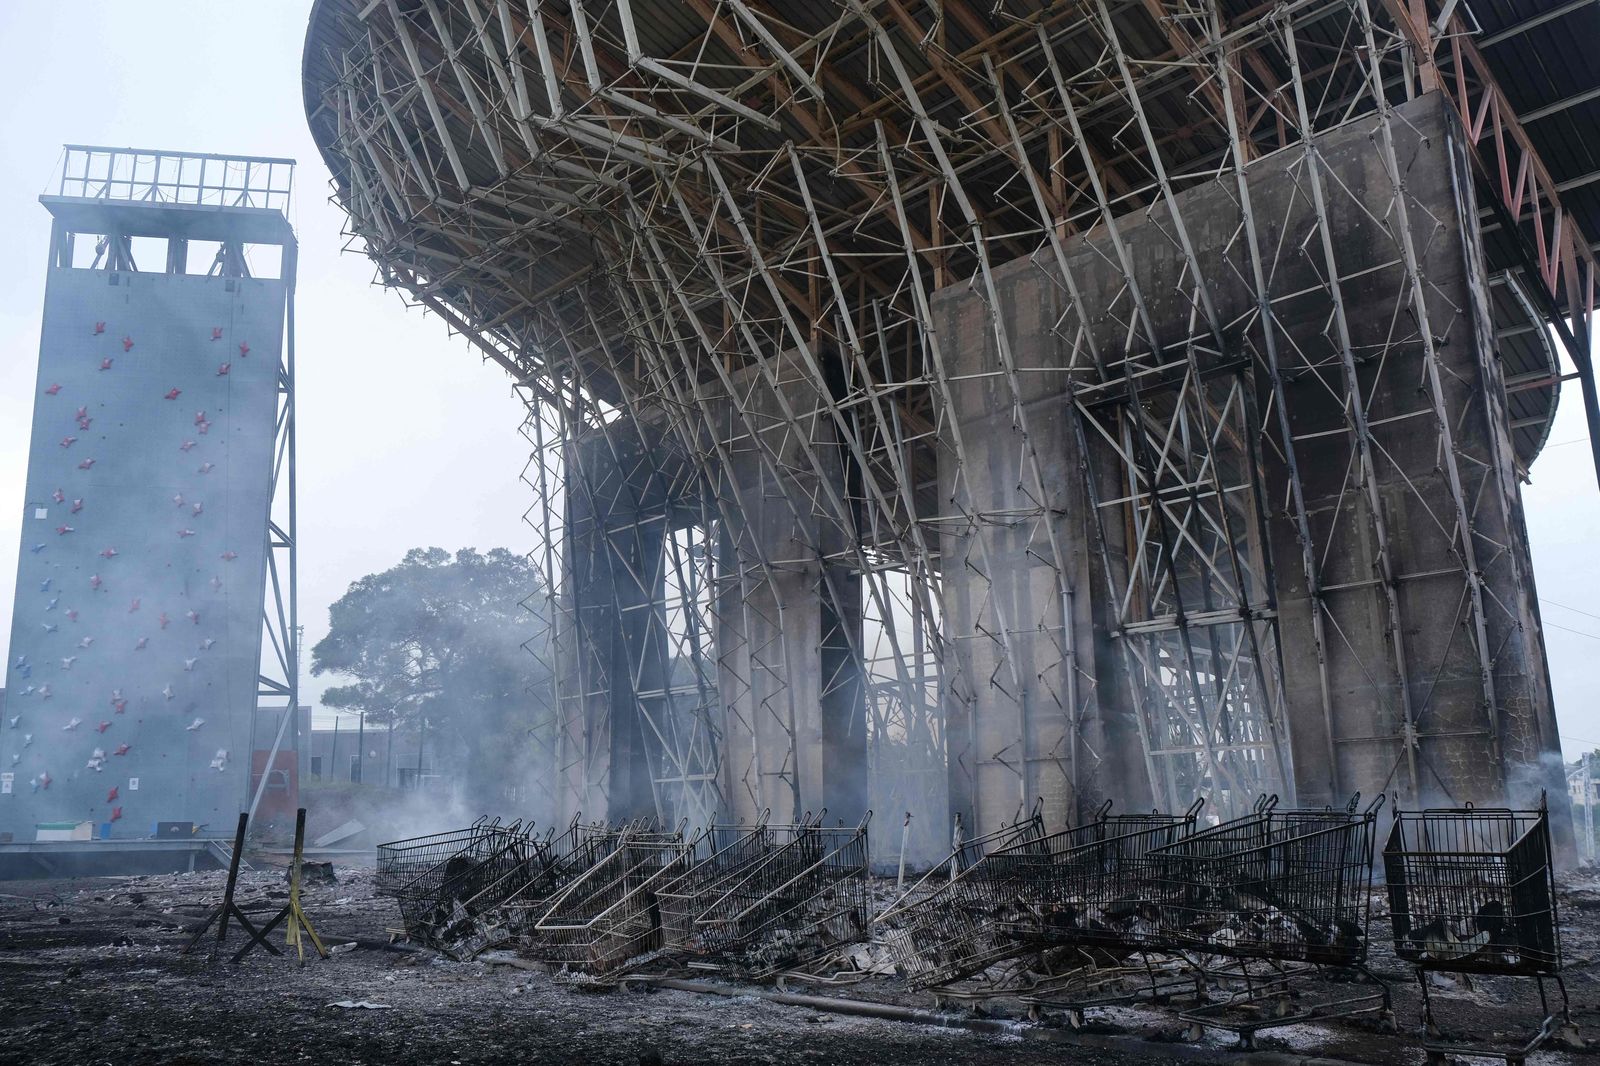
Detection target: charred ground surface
<box><xmin>1</xmin><ymin>863</ymin><xmax>1597</xmax><ymax>1066</ymax></box>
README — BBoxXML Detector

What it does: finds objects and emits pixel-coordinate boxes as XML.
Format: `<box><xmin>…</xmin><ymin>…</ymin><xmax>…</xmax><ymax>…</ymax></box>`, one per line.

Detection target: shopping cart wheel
<box><xmin>1185</xmin><ymin>1021</ymin><xmax>1207</xmax><ymax>1043</ymax></box>
<box><xmin>1377</xmin><ymin>1009</ymin><xmax>1398</xmax><ymax>1034</ymax></box>
<box><xmin>1067</xmin><ymin>1009</ymin><xmax>1086</xmax><ymax>1031</ymax></box>
<box><xmin>1026</xmin><ymin>1004</ymin><xmax>1043</xmax><ymax>1023</ymax></box>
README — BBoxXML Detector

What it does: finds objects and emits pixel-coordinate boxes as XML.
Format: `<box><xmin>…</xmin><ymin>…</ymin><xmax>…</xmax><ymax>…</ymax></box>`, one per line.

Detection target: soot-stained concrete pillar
<box><xmin>710</xmin><ymin>351</ymin><xmax>867</xmax><ymax>827</ymax></box>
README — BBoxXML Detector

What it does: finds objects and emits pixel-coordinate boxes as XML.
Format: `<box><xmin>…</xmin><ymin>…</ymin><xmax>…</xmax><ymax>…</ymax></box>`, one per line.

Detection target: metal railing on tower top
<box><xmin>56</xmin><ymin>145</ymin><xmax>294</xmax><ymax>212</ymax></box>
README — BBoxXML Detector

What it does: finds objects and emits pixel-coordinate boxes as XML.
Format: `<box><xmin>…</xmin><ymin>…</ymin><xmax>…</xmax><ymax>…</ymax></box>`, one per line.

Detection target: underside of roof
<box><xmin>300</xmin><ymin>0</ymin><xmax>1600</xmax><ymax>473</ymax></box>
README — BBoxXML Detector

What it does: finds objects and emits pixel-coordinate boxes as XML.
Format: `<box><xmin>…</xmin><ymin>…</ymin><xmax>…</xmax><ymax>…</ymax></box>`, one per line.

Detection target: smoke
<box><xmin>303</xmin><ymin>547</ymin><xmax>559</xmax><ymax>844</ymax></box>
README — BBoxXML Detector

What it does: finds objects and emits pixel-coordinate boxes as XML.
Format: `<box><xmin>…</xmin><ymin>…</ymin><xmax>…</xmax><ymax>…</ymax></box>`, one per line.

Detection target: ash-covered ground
<box><xmin>1</xmin><ymin>860</ymin><xmax>1597</xmax><ymax>1066</ymax></box>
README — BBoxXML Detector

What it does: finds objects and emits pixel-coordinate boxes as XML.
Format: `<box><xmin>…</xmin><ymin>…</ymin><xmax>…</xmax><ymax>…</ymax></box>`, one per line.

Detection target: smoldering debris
<box><xmin>365</xmin><ymin>795</ymin><xmax>1595</xmax><ymax>1063</ymax></box>
<box><xmin>0</xmin><ymin>854</ymin><xmax>1596</xmax><ymax>1066</ymax></box>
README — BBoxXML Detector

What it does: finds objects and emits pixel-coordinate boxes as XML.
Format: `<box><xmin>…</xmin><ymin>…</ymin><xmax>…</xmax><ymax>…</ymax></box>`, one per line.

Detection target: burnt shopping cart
<box><xmin>983</xmin><ymin>800</ymin><xmax>1204</xmax><ymax>1025</ymax></box>
<box><xmin>502</xmin><ymin>814</ymin><xmax>624</xmax><ymax>943</ymax></box>
<box><xmin>528</xmin><ymin>825</ymin><xmax>699</xmax><ymax>976</ymax></box>
<box><xmin>377</xmin><ymin>819</ymin><xmax>532</xmax><ymax>952</ymax></box>
<box><xmin>692</xmin><ymin>814</ymin><xmax>872</xmax><ymax>979</ymax></box>
<box><xmin>1143</xmin><ymin>794</ymin><xmax>1390</xmax><ymax>1047</ymax></box>
<box><xmin>423</xmin><ymin>814</ymin><xmax>622</xmax><ymax>959</ymax></box>
<box><xmin>1384</xmin><ymin>795</ymin><xmax>1578</xmax><ymax>1066</ymax></box>
<box><xmin>874</xmin><ymin>806</ymin><xmax>1050</xmax><ymax>996</ymax></box>
<box><xmin>375</xmin><ymin>817</ymin><xmax>512</xmax><ymax>897</ymax></box>
<box><xmin>654</xmin><ymin>812</ymin><xmax>822</xmax><ymax>954</ymax></box>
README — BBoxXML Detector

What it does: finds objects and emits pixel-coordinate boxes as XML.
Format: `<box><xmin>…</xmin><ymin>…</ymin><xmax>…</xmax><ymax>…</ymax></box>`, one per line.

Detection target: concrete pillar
<box><xmin>924</xmin><ymin>93</ymin><xmax>1566</xmax><ymax>843</ymax></box>
<box><xmin>711</xmin><ymin>351</ymin><xmax>867</xmax><ymax>826</ymax></box>
<box><xmin>558</xmin><ymin>420</ymin><xmax>693</xmax><ymax>824</ymax></box>
<box><xmin>932</xmin><ymin>261</ymin><xmax>1148</xmax><ymax>836</ymax></box>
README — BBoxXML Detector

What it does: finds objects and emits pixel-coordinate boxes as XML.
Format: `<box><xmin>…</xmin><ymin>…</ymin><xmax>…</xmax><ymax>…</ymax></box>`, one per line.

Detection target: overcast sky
<box><xmin>1</xmin><ymin>3</ymin><xmax>1597</xmax><ymax>758</ymax></box>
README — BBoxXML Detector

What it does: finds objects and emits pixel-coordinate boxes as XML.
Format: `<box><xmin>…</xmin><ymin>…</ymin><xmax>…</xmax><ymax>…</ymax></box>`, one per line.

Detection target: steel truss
<box><xmin>302</xmin><ymin>0</ymin><xmax>1578</xmax><ymax>848</ymax></box>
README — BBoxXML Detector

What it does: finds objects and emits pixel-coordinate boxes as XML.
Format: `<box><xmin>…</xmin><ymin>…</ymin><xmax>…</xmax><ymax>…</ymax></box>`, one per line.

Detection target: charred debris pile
<box><xmin>377</xmin><ymin>796</ymin><xmax>1582</xmax><ymax>1059</ymax></box>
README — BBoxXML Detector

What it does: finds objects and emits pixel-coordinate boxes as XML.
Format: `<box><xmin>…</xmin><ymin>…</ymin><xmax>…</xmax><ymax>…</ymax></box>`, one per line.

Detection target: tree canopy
<box><xmin>310</xmin><ymin>547</ymin><xmax>550</xmax><ymax>808</ymax></box>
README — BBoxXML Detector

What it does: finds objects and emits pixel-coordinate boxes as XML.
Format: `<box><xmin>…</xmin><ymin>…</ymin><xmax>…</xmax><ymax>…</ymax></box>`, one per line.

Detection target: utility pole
<box><xmin>1584</xmin><ymin>752</ymin><xmax>1596</xmax><ymax>864</ymax></box>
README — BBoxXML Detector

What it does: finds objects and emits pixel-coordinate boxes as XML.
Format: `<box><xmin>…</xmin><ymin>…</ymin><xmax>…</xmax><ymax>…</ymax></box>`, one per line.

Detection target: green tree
<box><xmin>310</xmin><ymin>547</ymin><xmax>551</xmax><ymax>809</ymax></box>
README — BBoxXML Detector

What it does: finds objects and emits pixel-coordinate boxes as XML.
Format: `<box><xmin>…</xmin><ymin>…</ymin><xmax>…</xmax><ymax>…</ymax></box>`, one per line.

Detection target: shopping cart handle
<box><xmin>1363</xmin><ymin>793</ymin><xmax>1387</xmax><ymax>816</ymax></box>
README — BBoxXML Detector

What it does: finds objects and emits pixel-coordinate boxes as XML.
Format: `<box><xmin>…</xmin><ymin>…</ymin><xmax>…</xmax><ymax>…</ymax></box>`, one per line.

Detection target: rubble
<box><xmin>0</xmin><ymin>857</ymin><xmax>1595</xmax><ymax>1066</ymax></box>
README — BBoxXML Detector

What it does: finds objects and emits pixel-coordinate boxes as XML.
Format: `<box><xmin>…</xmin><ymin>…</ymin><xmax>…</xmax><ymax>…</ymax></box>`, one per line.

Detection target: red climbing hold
<box><xmin>44</xmin><ymin>384</ymin><xmax>62</xmax><ymax>395</ymax></box>
<box><xmin>113</xmin><ymin>743</ymin><xmax>130</xmax><ymax>755</ymax></box>
<box><xmin>72</xmin><ymin>499</ymin><xmax>84</xmax><ymax>514</ymax></box>
<box><xmin>77</xmin><ymin>458</ymin><xmax>95</xmax><ymax>470</ymax></box>
<box><xmin>128</xmin><ymin>597</ymin><xmax>139</xmax><ymax>612</ymax></box>
<box><xmin>51</xmin><ymin>489</ymin><xmax>64</xmax><ymax>503</ymax></box>
<box><xmin>216</xmin><ymin>363</ymin><xmax>231</xmax><ymax>376</ymax></box>
<box><xmin>164</xmin><ymin>388</ymin><xmax>182</xmax><ymax>400</ymax></box>
<box><xmin>100</xmin><ymin>546</ymin><xmax>117</xmax><ymax>558</ymax></box>
<box><xmin>96</xmin><ymin>721</ymin><xmax>110</xmax><ymax>734</ymax></box>
<box><xmin>75</xmin><ymin>406</ymin><xmax>87</xmax><ymax>420</ymax></box>
<box><xmin>211</xmin><ymin>327</ymin><xmax>222</xmax><ymax>341</ymax></box>
<box><xmin>157</xmin><ymin>613</ymin><xmax>169</xmax><ymax>630</ymax></box>
<box><xmin>106</xmin><ymin>786</ymin><xmax>118</xmax><ymax>803</ymax></box>
<box><xmin>110</xmin><ymin>806</ymin><xmax>123</xmax><ymax>822</ymax></box>
<box><xmin>59</xmin><ymin>436</ymin><xmax>76</xmax><ymax>448</ymax></box>
<box><xmin>186</xmin><ymin>611</ymin><xmax>200</xmax><ymax>625</ymax></box>
<box><xmin>100</xmin><ymin>357</ymin><xmax>114</xmax><ymax>371</ymax></box>
<box><xmin>198</xmin><ymin>462</ymin><xmax>214</xmax><ymax>474</ymax></box>
<box><xmin>39</xmin><ymin>772</ymin><xmax>51</xmax><ymax>790</ymax></box>
<box><xmin>121</xmin><ymin>336</ymin><xmax>133</xmax><ymax>352</ymax></box>
<box><xmin>220</xmin><ymin>550</ymin><xmax>238</xmax><ymax>562</ymax></box>
<box><xmin>238</xmin><ymin>341</ymin><xmax>250</xmax><ymax>357</ymax></box>
<box><xmin>194</xmin><ymin>411</ymin><xmax>207</xmax><ymax>426</ymax></box>
<box><xmin>180</xmin><ymin>440</ymin><xmax>196</xmax><ymax>452</ymax></box>
<box><xmin>93</xmin><ymin>322</ymin><xmax>105</xmax><ymax>335</ymax></box>
<box><xmin>55</xmin><ymin>525</ymin><xmax>74</xmax><ymax>535</ymax></box>
<box><xmin>177</xmin><ymin>528</ymin><xmax>196</xmax><ymax>538</ymax></box>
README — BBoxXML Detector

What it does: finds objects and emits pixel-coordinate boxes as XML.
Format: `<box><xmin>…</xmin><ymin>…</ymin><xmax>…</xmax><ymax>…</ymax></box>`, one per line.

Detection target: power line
<box><xmin>1542</xmin><ymin>597</ymin><xmax>1600</xmax><ymax>624</ymax></box>
<box><xmin>1543</xmin><ymin>619</ymin><xmax>1600</xmax><ymax>642</ymax></box>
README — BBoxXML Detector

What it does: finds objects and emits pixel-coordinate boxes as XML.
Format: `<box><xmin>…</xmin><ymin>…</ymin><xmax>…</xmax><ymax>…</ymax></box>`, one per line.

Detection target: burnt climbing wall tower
<box><xmin>1</xmin><ymin>147</ymin><xmax>297</xmax><ymax>845</ymax></box>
